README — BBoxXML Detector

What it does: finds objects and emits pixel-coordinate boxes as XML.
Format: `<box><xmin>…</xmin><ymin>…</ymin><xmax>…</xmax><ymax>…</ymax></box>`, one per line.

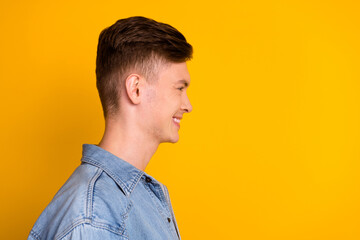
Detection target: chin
<box><xmin>161</xmin><ymin>135</ymin><xmax>179</xmax><ymax>144</ymax></box>
<box><xmin>170</xmin><ymin>133</ymin><xmax>180</xmax><ymax>143</ymax></box>
<box><xmin>170</xmin><ymin>137</ymin><xmax>179</xmax><ymax>143</ymax></box>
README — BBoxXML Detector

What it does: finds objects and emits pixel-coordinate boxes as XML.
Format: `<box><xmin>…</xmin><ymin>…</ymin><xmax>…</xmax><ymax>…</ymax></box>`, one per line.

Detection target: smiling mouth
<box><xmin>172</xmin><ymin>117</ymin><xmax>181</xmax><ymax>127</ymax></box>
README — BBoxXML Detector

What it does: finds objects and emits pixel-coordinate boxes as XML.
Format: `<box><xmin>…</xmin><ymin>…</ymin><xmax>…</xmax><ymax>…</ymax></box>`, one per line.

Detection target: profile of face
<box><xmin>142</xmin><ymin>62</ymin><xmax>192</xmax><ymax>144</ymax></box>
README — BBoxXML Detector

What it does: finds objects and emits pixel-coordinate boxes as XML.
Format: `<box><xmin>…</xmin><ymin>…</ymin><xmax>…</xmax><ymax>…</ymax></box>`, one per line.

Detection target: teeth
<box><xmin>173</xmin><ymin>118</ymin><xmax>180</xmax><ymax>123</ymax></box>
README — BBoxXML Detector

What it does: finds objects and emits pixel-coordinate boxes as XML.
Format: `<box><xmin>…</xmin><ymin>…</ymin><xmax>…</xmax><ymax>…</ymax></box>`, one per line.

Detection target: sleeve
<box><xmin>60</xmin><ymin>223</ymin><xmax>127</xmax><ymax>240</ymax></box>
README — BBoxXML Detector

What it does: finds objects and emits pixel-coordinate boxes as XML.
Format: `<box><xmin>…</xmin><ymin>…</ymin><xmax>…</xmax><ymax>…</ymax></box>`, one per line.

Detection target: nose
<box><xmin>182</xmin><ymin>93</ymin><xmax>193</xmax><ymax>113</ymax></box>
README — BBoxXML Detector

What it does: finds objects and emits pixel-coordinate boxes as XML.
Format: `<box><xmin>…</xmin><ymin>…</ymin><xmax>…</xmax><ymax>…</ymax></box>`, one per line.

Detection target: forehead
<box><xmin>157</xmin><ymin>62</ymin><xmax>190</xmax><ymax>85</ymax></box>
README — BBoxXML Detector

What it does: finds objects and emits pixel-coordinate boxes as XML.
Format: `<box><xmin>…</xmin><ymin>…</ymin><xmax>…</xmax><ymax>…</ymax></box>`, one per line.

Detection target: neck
<box><xmin>97</xmin><ymin>116</ymin><xmax>159</xmax><ymax>171</ymax></box>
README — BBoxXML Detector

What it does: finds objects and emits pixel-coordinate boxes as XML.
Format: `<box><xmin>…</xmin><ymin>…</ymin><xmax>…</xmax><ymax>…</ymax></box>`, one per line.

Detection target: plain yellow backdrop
<box><xmin>1</xmin><ymin>0</ymin><xmax>360</xmax><ymax>239</ymax></box>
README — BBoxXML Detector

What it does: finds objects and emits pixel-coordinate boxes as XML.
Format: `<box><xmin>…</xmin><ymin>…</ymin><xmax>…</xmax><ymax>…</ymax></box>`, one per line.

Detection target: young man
<box><xmin>28</xmin><ymin>16</ymin><xmax>193</xmax><ymax>240</ymax></box>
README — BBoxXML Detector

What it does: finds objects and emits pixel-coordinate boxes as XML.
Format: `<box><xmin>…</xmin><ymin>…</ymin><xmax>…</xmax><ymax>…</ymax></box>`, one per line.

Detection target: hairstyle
<box><xmin>95</xmin><ymin>16</ymin><xmax>193</xmax><ymax>118</ymax></box>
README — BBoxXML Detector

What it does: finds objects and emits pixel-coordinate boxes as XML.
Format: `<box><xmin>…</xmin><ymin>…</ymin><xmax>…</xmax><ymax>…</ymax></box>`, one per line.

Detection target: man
<box><xmin>28</xmin><ymin>16</ymin><xmax>193</xmax><ymax>240</ymax></box>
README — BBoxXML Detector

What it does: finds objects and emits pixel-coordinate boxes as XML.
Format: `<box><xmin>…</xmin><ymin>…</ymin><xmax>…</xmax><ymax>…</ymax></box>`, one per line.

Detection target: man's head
<box><xmin>96</xmin><ymin>16</ymin><xmax>193</xmax><ymax>119</ymax></box>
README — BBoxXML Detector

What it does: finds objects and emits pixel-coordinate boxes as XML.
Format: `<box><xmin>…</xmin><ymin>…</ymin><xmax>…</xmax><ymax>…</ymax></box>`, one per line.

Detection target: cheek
<box><xmin>144</xmin><ymin>87</ymin><xmax>157</xmax><ymax>103</ymax></box>
<box><xmin>144</xmin><ymin>90</ymin><xmax>181</xmax><ymax>119</ymax></box>
<box><xmin>144</xmin><ymin>88</ymin><xmax>162</xmax><ymax>111</ymax></box>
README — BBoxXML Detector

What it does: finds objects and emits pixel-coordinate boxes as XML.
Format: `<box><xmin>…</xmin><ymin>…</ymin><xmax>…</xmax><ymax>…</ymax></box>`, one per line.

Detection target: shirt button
<box><xmin>145</xmin><ymin>176</ymin><xmax>152</xmax><ymax>183</ymax></box>
<box><xmin>167</xmin><ymin>218</ymin><xmax>171</xmax><ymax>223</ymax></box>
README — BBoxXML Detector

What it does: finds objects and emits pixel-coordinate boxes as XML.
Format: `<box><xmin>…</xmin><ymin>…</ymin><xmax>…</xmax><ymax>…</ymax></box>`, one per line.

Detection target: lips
<box><xmin>172</xmin><ymin>116</ymin><xmax>181</xmax><ymax>127</ymax></box>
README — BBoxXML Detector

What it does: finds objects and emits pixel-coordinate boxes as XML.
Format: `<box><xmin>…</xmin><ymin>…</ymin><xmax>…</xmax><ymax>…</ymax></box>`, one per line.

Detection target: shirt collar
<box><xmin>81</xmin><ymin>144</ymin><xmax>145</xmax><ymax>196</ymax></box>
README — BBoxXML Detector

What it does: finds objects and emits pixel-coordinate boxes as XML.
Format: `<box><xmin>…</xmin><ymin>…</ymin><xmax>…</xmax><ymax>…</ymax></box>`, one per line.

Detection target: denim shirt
<box><xmin>28</xmin><ymin>144</ymin><xmax>181</xmax><ymax>240</ymax></box>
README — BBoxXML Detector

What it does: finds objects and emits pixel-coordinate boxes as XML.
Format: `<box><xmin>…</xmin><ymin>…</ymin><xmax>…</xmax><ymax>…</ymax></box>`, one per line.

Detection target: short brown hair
<box><xmin>95</xmin><ymin>16</ymin><xmax>193</xmax><ymax>118</ymax></box>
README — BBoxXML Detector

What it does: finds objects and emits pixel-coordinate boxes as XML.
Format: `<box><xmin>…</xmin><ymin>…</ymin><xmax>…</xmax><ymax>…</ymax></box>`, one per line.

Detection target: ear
<box><xmin>125</xmin><ymin>74</ymin><xmax>142</xmax><ymax>104</ymax></box>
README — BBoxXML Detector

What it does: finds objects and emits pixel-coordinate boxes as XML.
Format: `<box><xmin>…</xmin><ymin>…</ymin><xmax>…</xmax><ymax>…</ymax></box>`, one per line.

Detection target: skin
<box><xmin>97</xmin><ymin>62</ymin><xmax>192</xmax><ymax>171</ymax></box>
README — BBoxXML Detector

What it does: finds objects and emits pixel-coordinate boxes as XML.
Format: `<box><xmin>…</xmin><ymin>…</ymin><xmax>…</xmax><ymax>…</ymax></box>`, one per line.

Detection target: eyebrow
<box><xmin>176</xmin><ymin>79</ymin><xmax>190</xmax><ymax>87</ymax></box>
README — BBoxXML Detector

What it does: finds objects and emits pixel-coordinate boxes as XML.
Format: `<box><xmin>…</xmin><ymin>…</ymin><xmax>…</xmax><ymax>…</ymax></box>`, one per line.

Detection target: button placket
<box><xmin>160</xmin><ymin>184</ymin><xmax>181</xmax><ymax>240</ymax></box>
<box><xmin>143</xmin><ymin>175</ymin><xmax>180</xmax><ymax>239</ymax></box>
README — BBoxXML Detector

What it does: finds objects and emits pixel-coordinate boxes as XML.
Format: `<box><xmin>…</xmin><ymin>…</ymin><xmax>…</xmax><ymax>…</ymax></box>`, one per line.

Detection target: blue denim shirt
<box><xmin>28</xmin><ymin>144</ymin><xmax>181</xmax><ymax>240</ymax></box>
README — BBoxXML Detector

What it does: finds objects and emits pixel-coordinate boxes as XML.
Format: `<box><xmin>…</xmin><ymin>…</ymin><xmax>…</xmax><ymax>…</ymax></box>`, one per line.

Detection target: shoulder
<box><xmin>29</xmin><ymin>163</ymin><xmax>130</xmax><ymax>240</ymax></box>
<box><xmin>29</xmin><ymin>223</ymin><xmax>128</xmax><ymax>240</ymax></box>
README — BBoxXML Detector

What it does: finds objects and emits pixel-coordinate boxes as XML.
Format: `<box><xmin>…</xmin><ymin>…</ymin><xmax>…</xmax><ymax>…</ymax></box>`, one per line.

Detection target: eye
<box><xmin>177</xmin><ymin>87</ymin><xmax>185</xmax><ymax>91</ymax></box>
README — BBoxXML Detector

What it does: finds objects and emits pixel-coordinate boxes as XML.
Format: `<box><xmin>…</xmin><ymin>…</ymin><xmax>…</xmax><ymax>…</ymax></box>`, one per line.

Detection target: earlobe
<box><xmin>125</xmin><ymin>74</ymin><xmax>142</xmax><ymax>105</ymax></box>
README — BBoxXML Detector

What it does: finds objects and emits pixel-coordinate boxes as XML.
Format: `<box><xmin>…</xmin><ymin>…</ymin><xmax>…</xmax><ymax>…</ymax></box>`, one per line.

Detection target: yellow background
<box><xmin>1</xmin><ymin>0</ymin><xmax>360</xmax><ymax>239</ymax></box>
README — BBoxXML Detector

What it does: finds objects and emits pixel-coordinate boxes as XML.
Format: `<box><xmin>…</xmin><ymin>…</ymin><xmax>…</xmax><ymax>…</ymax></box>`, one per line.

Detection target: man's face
<box><xmin>143</xmin><ymin>62</ymin><xmax>192</xmax><ymax>143</ymax></box>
